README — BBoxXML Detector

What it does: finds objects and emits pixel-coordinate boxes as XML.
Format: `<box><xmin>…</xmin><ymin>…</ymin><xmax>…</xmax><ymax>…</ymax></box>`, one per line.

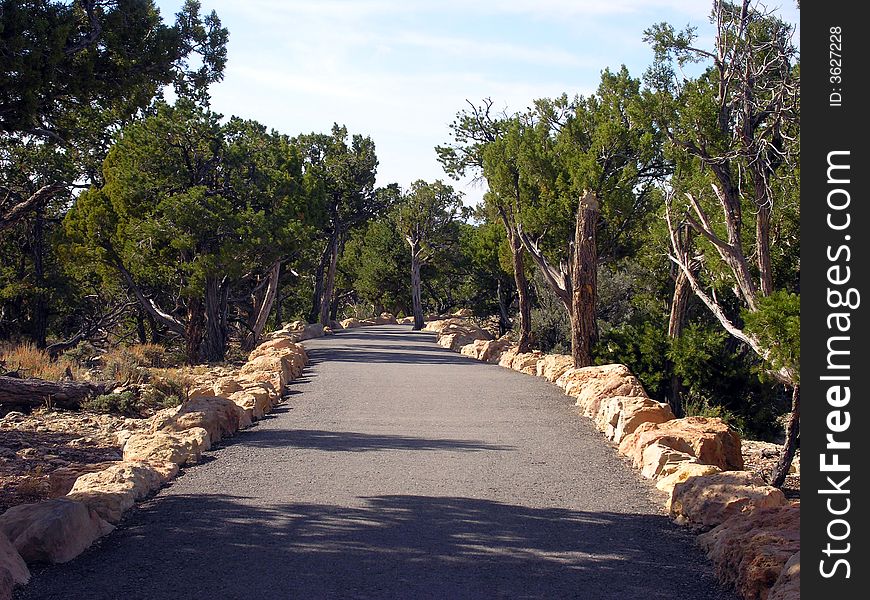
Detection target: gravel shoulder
<box><xmin>17</xmin><ymin>325</ymin><xmax>737</xmax><ymax>599</ymax></box>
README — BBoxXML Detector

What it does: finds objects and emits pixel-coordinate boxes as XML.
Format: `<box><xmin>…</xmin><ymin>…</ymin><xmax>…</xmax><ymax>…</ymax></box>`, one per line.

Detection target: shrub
<box><xmin>61</xmin><ymin>343</ymin><xmax>102</xmax><ymax>369</ymax></box>
<box><xmin>681</xmin><ymin>391</ymin><xmax>747</xmax><ymax>436</ymax></box>
<box><xmin>100</xmin><ymin>344</ymin><xmax>172</xmax><ymax>384</ymax></box>
<box><xmin>82</xmin><ymin>391</ymin><xmax>139</xmax><ymax>416</ymax></box>
<box><xmin>141</xmin><ymin>376</ymin><xmax>186</xmax><ymax>410</ymax></box>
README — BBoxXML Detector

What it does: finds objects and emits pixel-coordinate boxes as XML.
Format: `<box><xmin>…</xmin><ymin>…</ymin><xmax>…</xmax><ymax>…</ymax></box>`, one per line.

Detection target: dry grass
<box><xmin>0</xmin><ymin>342</ymin><xmax>85</xmax><ymax>381</ymax></box>
<box><xmin>100</xmin><ymin>344</ymin><xmax>173</xmax><ymax>384</ymax></box>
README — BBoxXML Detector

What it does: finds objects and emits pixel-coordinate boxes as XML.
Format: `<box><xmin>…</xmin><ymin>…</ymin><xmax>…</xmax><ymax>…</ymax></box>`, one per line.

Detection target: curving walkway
<box><xmin>18</xmin><ymin>325</ymin><xmax>736</xmax><ymax>599</ymax></box>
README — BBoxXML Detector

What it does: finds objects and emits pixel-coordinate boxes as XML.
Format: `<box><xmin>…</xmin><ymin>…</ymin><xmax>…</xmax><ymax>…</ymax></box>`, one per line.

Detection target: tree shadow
<box><xmin>239</xmin><ymin>429</ymin><xmax>516</xmax><ymax>453</ymax></box>
<box><xmin>305</xmin><ymin>346</ymin><xmax>476</xmax><ymax>366</ymax></box>
<box><xmin>20</xmin><ymin>493</ymin><xmax>737</xmax><ymax>600</ymax></box>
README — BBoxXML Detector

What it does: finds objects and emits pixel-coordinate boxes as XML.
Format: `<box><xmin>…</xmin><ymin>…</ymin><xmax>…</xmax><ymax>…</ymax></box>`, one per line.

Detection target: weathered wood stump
<box><xmin>0</xmin><ymin>376</ymin><xmax>109</xmax><ymax>411</ymax></box>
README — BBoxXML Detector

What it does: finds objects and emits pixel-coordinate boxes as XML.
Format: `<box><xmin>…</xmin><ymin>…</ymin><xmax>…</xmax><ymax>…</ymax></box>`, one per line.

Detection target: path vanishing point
<box><xmin>18</xmin><ymin>325</ymin><xmax>737</xmax><ymax>600</ymax></box>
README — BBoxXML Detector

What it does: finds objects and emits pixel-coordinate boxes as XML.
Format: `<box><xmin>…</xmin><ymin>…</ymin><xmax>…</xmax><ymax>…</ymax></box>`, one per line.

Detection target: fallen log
<box><xmin>0</xmin><ymin>376</ymin><xmax>110</xmax><ymax>410</ymax></box>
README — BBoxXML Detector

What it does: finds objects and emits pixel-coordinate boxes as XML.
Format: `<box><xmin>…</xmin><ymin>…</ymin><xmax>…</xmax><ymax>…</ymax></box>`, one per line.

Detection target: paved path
<box><xmin>20</xmin><ymin>326</ymin><xmax>735</xmax><ymax>600</ymax></box>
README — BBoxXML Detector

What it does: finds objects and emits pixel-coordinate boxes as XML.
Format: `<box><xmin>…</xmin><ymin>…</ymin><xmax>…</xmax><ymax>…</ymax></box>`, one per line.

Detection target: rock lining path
<box><xmin>19</xmin><ymin>325</ymin><xmax>736</xmax><ymax>599</ymax></box>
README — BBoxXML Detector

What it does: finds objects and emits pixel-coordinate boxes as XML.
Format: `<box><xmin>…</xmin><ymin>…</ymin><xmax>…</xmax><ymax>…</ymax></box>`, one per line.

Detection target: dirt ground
<box><xmin>0</xmin><ymin>409</ymin><xmax>150</xmax><ymax>512</ymax></box>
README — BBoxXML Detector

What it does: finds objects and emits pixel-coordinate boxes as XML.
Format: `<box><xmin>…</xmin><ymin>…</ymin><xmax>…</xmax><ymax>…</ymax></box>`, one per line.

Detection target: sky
<box><xmin>156</xmin><ymin>0</ymin><xmax>799</xmax><ymax>207</ymax></box>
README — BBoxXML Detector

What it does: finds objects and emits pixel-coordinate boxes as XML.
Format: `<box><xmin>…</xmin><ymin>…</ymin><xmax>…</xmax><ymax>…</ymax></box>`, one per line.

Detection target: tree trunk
<box><xmin>0</xmin><ymin>376</ymin><xmax>109</xmax><ymax>411</ymax></box>
<box><xmin>243</xmin><ymin>261</ymin><xmax>281</xmax><ymax>351</ymax></box>
<box><xmin>509</xmin><ymin>232</ymin><xmax>533</xmax><ymax>353</ymax></box>
<box><xmin>309</xmin><ymin>241</ymin><xmax>330</xmax><ymax>324</ymax></box>
<box><xmin>570</xmin><ymin>192</ymin><xmax>599</xmax><ymax>368</ymax></box>
<box><xmin>202</xmin><ymin>275</ymin><xmax>228</xmax><ymax>362</ymax></box>
<box><xmin>667</xmin><ymin>268</ymin><xmax>692</xmax><ymax>417</ymax></box>
<box><xmin>185</xmin><ymin>297</ymin><xmax>204</xmax><ymax>365</ymax></box>
<box><xmin>319</xmin><ymin>232</ymin><xmax>340</xmax><ymax>326</ymax></box>
<box><xmin>496</xmin><ymin>279</ymin><xmax>512</xmax><ymax>336</ymax></box>
<box><xmin>411</xmin><ymin>253</ymin><xmax>424</xmax><ymax>330</ymax></box>
<box><xmin>756</xmin><ymin>202</ymin><xmax>774</xmax><ymax>297</ymax></box>
<box><xmin>770</xmin><ymin>384</ymin><xmax>800</xmax><ymax>487</ymax></box>
<box><xmin>146</xmin><ymin>311</ymin><xmax>160</xmax><ymax>344</ymax></box>
<box><xmin>330</xmin><ymin>294</ymin><xmax>340</xmax><ymax>322</ymax></box>
<box><xmin>274</xmin><ymin>292</ymin><xmax>283</xmax><ymax>328</ymax></box>
<box><xmin>136</xmin><ymin>310</ymin><xmax>147</xmax><ymax>345</ymax></box>
<box><xmin>30</xmin><ymin>211</ymin><xmax>49</xmax><ymax>348</ymax></box>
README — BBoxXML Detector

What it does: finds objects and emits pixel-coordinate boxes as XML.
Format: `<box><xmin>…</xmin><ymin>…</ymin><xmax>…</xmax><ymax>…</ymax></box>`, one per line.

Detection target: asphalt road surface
<box><xmin>19</xmin><ymin>325</ymin><xmax>736</xmax><ymax>600</ymax></box>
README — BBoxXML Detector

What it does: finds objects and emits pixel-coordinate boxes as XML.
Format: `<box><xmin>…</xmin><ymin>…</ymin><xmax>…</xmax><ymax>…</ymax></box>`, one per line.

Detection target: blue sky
<box><xmin>156</xmin><ymin>0</ymin><xmax>799</xmax><ymax>207</ymax></box>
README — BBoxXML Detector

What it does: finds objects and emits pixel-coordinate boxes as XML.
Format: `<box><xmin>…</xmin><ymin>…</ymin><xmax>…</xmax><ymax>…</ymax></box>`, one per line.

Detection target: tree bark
<box><xmin>136</xmin><ymin>310</ymin><xmax>148</xmax><ymax>345</ymax></box>
<box><xmin>30</xmin><ymin>210</ymin><xmax>49</xmax><ymax>348</ymax></box>
<box><xmin>202</xmin><ymin>275</ymin><xmax>228</xmax><ymax>362</ymax></box>
<box><xmin>511</xmin><ymin>235</ymin><xmax>533</xmax><ymax>353</ymax></box>
<box><xmin>411</xmin><ymin>253</ymin><xmax>424</xmax><ymax>330</ymax></box>
<box><xmin>570</xmin><ymin>192</ymin><xmax>599</xmax><ymax>368</ymax></box>
<box><xmin>770</xmin><ymin>384</ymin><xmax>800</xmax><ymax>488</ymax></box>
<box><xmin>319</xmin><ymin>232</ymin><xmax>340</xmax><ymax>326</ymax></box>
<box><xmin>0</xmin><ymin>184</ymin><xmax>64</xmax><ymax>231</ymax></box>
<box><xmin>0</xmin><ymin>376</ymin><xmax>109</xmax><ymax>411</ymax></box>
<box><xmin>667</xmin><ymin>268</ymin><xmax>692</xmax><ymax>416</ymax></box>
<box><xmin>184</xmin><ymin>297</ymin><xmax>204</xmax><ymax>365</ymax></box>
<box><xmin>243</xmin><ymin>260</ymin><xmax>281</xmax><ymax>351</ymax></box>
<box><xmin>668</xmin><ymin>269</ymin><xmax>692</xmax><ymax>340</ymax></box>
<box><xmin>756</xmin><ymin>202</ymin><xmax>774</xmax><ymax>297</ymax></box>
<box><xmin>496</xmin><ymin>279</ymin><xmax>513</xmax><ymax>336</ymax></box>
<box><xmin>309</xmin><ymin>241</ymin><xmax>330</xmax><ymax>324</ymax></box>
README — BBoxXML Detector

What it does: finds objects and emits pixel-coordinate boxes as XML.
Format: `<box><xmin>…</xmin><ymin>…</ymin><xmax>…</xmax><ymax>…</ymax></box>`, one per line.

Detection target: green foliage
<box><xmin>83</xmin><ymin>391</ymin><xmax>139</xmax><ymax>416</ymax></box>
<box><xmin>458</xmin><ymin>222</ymin><xmax>513</xmax><ymax>321</ymax></box>
<box><xmin>529</xmin><ymin>275</ymin><xmax>571</xmax><ymax>354</ymax></box>
<box><xmin>680</xmin><ymin>391</ymin><xmax>746</xmax><ymax>436</ymax></box>
<box><xmin>669</xmin><ymin>324</ymin><xmax>782</xmax><ymax>439</ymax></box>
<box><xmin>743</xmin><ymin>291</ymin><xmax>800</xmax><ymax>382</ymax></box>
<box><xmin>0</xmin><ymin>0</ymin><xmax>227</xmax><ymax>142</ymax></box>
<box><xmin>339</xmin><ymin>219</ymin><xmax>410</xmax><ymax>315</ymax></box>
<box><xmin>140</xmin><ymin>377</ymin><xmax>185</xmax><ymax>409</ymax></box>
<box><xmin>596</xmin><ymin>321</ymin><xmax>670</xmax><ymax>397</ymax></box>
<box><xmin>63</xmin><ymin>99</ymin><xmax>313</xmax><ymax>360</ymax></box>
<box><xmin>394</xmin><ymin>180</ymin><xmax>466</xmax><ymax>263</ymax></box>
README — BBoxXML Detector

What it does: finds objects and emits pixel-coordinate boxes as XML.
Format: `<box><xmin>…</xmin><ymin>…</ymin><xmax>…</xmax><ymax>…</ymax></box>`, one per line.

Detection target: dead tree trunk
<box><xmin>667</xmin><ymin>268</ymin><xmax>693</xmax><ymax>416</ymax></box>
<box><xmin>0</xmin><ymin>376</ymin><xmax>109</xmax><ymax>411</ymax></box>
<box><xmin>570</xmin><ymin>192</ymin><xmax>599</xmax><ymax>368</ymax></box>
<box><xmin>243</xmin><ymin>260</ymin><xmax>281</xmax><ymax>351</ymax></box>
<box><xmin>497</xmin><ymin>205</ymin><xmax>533</xmax><ymax>353</ymax></box>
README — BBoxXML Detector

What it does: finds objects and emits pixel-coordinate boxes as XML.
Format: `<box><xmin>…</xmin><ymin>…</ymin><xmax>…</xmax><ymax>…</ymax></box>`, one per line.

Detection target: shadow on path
<box><xmin>239</xmin><ymin>428</ymin><xmax>516</xmax><ymax>453</ymax></box>
<box><xmin>20</xmin><ymin>493</ymin><xmax>735</xmax><ymax>600</ymax></box>
<box><xmin>306</xmin><ymin>347</ymin><xmax>476</xmax><ymax>366</ymax></box>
